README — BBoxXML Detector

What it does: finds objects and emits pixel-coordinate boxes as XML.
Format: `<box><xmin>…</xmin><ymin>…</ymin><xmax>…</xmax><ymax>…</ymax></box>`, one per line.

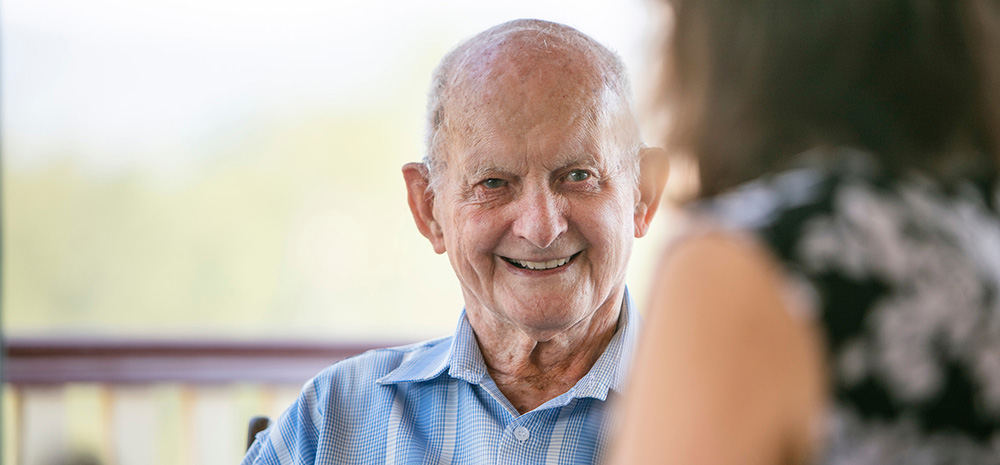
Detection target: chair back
<box><xmin>246</xmin><ymin>416</ymin><xmax>273</xmax><ymax>451</ymax></box>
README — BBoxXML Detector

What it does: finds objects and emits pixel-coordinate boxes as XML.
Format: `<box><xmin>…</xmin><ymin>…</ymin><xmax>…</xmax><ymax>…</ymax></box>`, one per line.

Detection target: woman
<box><xmin>611</xmin><ymin>0</ymin><xmax>1000</xmax><ymax>463</ymax></box>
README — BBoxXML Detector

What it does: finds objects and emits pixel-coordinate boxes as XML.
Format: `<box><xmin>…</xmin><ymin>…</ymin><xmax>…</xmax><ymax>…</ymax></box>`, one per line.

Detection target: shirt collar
<box><xmin>378</xmin><ymin>288</ymin><xmax>641</xmax><ymax>399</ymax></box>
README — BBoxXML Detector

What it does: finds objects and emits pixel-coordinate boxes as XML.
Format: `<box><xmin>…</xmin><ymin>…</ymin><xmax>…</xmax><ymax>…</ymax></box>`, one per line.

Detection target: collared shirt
<box><xmin>241</xmin><ymin>290</ymin><xmax>639</xmax><ymax>465</ymax></box>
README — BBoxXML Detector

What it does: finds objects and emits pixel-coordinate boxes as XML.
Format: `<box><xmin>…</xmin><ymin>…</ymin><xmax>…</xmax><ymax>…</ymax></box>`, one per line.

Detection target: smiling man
<box><xmin>242</xmin><ymin>19</ymin><xmax>668</xmax><ymax>465</ymax></box>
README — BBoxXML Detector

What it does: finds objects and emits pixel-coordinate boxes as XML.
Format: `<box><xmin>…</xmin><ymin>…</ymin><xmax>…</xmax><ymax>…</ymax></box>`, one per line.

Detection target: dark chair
<box><xmin>246</xmin><ymin>416</ymin><xmax>273</xmax><ymax>451</ymax></box>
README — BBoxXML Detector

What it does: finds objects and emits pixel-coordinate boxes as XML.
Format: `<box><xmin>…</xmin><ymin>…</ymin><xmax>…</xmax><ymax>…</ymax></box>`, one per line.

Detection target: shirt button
<box><xmin>514</xmin><ymin>426</ymin><xmax>530</xmax><ymax>442</ymax></box>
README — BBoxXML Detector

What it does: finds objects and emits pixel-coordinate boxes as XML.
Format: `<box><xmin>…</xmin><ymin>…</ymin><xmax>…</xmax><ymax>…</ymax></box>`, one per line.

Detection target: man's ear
<box><xmin>634</xmin><ymin>147</ymin><xmax>670</xmax><ymax>238</ymax></box>
<box><xmin>402</xmin><ymin>162</ymin><xmax>447</xmax><ymax>254</ymax></box>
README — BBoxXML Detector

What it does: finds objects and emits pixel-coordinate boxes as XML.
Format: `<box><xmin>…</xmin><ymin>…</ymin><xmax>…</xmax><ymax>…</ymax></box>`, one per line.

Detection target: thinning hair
<box><xmin>657</xmin><ymin>0</ymin><xmax>1000</xmax><ymax>197</ymax></box>
<box><xmin>423</xmin><ymin>19</ymin><xmax>643</xmax><ymax>192</ymax></box>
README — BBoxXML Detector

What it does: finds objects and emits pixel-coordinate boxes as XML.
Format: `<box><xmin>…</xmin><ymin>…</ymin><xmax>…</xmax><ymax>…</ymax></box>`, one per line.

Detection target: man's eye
<box><xmin>565</xmin><ymin>170</ymin><xmax>590</xmax><ymax>182</ymax></box>
<box><xmin>482</xmin><ymin>178</ymin><xmax>507</xmax><ymax>189</ymax></box>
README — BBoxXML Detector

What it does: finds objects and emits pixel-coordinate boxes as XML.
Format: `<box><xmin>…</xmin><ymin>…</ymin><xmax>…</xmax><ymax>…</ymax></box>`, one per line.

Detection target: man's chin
<box><xmin>498</xmin><ymin>297</ymin><xmax>593</xmax><ymax>334</ymax></box>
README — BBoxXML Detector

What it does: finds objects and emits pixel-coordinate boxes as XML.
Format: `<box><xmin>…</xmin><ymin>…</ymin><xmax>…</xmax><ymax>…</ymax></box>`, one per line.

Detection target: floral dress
<box><xmin>700</xmin><ymin>148</ymin><xmax>1000</xmax><ymax>464</ymax></box>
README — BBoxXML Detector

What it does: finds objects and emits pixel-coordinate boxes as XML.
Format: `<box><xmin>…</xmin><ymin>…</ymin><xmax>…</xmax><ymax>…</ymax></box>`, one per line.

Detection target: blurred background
<box><xmin>2</xmin><ymin>0</ymin><xmax>670</xmax><ymax>463</ymax></box>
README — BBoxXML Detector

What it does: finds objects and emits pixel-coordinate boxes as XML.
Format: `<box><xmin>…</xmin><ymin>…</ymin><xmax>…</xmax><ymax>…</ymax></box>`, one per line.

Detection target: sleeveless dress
<box><xmin>697</xmin><ymin>148</ymin><xmax>1000</xmax><ymax>464</ymax></box>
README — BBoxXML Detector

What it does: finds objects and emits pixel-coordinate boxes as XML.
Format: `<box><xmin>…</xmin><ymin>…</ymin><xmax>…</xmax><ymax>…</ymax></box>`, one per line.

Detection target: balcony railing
<box><xmin>3</xmin><ymin>337</ymin><xmax>406</xmax><ymax>465</ymax></box>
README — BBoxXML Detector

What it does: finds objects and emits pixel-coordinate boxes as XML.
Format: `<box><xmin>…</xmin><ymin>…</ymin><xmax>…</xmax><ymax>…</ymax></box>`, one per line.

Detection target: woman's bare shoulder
<box><xmin>609</xmin><ymin>230</ymin><xmax>826</xmax><ymax>465</ymax></box>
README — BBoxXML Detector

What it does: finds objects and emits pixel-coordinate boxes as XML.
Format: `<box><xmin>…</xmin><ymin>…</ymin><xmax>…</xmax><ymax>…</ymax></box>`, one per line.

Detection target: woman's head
<box><xmin>656</xmin><ymin>0</ymin><xmax>1000</xmax><ymax>196</ymax></box>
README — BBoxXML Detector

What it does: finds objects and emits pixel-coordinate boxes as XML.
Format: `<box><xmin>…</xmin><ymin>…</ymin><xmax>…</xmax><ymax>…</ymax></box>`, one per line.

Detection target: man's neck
<box><xmin>467</xmin><ymin>297</ymin><xmax>623</xmax><ymax>414</ymax></box>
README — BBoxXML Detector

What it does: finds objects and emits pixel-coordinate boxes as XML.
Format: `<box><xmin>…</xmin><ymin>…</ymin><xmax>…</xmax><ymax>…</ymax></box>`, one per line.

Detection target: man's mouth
<box><xmin>501</xmin><ymin>252</ymin><xmax>581</xmax><ymax>271</ymax></box>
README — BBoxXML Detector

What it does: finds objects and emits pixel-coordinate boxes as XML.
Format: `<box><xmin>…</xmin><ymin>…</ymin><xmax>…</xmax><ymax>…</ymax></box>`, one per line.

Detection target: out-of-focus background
<box><xmin>2</xmin><ymin>0</ymin><xmax>670</xmax><ymax>463</ymax></box>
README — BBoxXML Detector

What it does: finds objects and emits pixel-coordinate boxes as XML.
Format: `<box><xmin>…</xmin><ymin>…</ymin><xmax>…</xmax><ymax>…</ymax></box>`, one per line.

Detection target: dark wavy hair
<box><xmin>656</xmin><ymin>0</ymin><xmax>1000</xmax><ymax>197</ymax></box>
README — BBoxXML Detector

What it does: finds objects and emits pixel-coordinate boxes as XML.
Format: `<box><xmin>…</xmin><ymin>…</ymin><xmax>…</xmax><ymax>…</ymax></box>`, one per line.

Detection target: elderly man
<box><xmin>242</xmin><ymin>19</ymin><xmax>668</xmax><ymax>465</ymax></box>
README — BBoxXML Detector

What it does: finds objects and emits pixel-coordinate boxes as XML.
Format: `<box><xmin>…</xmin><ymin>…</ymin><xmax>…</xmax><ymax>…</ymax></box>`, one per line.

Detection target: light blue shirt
<box><xmin>241</xmin><ymin>291</ymin><xmax>639</xmax><ymax>465</ymax></box>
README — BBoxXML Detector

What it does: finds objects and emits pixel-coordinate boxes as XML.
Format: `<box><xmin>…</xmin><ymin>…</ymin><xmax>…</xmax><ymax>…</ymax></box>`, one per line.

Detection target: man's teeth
<box><xmin>509</xmin><ymin>256</ymin><xmax>572</xmax><ymax>270</ymax></box>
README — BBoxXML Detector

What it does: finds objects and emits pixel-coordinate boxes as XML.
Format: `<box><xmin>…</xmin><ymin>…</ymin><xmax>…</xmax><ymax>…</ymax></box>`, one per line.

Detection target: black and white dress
<box><xmin>699</xmin><ymin>148</ymin><xmax>1000</xmax><ymax>464</ymax></box>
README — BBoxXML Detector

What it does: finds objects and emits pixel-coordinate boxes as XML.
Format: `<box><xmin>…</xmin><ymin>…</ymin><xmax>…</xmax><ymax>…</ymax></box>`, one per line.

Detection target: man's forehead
<box><xmin>441</xmin><ymin>86</ymin><xmax>630</xmax><ymax>182</ymax></box>
<box><xmin>444</xmin><ymin>86</ymin><xmax>631</xmax><ymax>170</ymax></box>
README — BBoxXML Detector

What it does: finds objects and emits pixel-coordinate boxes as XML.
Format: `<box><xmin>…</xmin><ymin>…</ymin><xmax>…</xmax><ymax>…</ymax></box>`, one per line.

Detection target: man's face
<box><xmin>427</xmin><ymin>82</ymin><xmax>642</xmax><ymax>340</ymax></box>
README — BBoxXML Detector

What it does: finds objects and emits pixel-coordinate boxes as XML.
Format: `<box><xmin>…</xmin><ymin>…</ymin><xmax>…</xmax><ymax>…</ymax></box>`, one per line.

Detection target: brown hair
<box><xmin>656</xmin><ymin>0</ymin><xmax>1000</xmax><ymax>197</ymax></box>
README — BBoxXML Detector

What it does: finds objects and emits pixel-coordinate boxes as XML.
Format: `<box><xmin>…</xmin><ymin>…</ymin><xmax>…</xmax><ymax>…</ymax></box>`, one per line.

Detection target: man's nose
<box><xmin>511</xmin><ymin>186</ymin><xmax>567</xmax><ymax>249</ymax></box>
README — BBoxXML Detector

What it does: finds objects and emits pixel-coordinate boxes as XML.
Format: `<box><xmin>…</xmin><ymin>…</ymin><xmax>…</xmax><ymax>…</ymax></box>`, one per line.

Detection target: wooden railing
<box><xmin>4</xmin><ymin>337</ymin><xmax>392</xmax><ymax>385</ymax></box>
<box><xmin>2</xmin><ymin>337</ymin><xmax>407</xmax><ymax>465</ymax></box>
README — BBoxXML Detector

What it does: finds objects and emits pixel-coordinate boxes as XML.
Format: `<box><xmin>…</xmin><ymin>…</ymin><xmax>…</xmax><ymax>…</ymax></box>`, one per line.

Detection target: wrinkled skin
<box><xmin>403</xmin><ymin>29</ymin><xmax>667</xmax><ymax>412</ymax></box>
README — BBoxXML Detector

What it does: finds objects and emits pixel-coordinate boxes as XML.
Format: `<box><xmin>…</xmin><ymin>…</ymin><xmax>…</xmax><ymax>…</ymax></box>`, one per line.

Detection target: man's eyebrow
<box><xmin>461</xmin><ymin>152</ymin><xmax>605</xmax><ymax>181</ymax></box>
<box><xmin>461</xmin><ymin>158</ymin><xmax>521</xmax><ymax>182</ymax></box>
<box><xmin>555</xmin><ymin>153</ymin><xmax>601</xmax><ymax>171</ymax></box>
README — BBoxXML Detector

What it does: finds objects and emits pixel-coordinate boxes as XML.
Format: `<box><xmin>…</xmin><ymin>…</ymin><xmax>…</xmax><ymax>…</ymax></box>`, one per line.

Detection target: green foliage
<box><xmin>3</xmin><ymin>107</ymin><xmax>463</xmax><ymax>338</ymax></box>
